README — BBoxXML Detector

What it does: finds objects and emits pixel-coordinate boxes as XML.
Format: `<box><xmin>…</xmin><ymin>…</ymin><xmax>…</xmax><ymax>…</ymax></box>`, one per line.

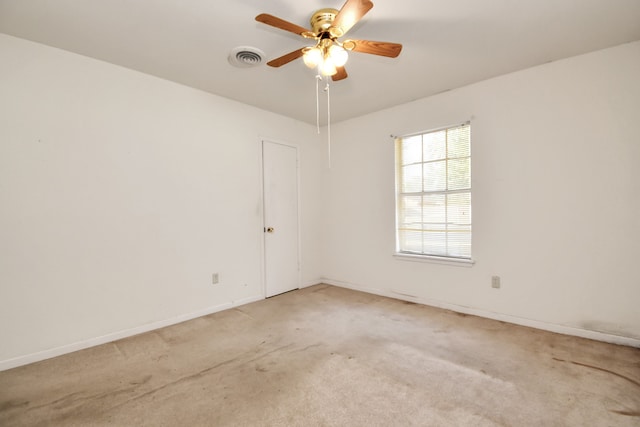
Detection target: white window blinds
<box><xmin>395</xmin><ymin>123</ymin><xmax>471</xmax><ymax>259</ymax></box>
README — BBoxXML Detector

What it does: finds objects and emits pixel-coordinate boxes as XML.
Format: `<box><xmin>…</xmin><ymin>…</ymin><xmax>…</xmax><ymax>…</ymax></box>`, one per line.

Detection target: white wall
<box><xmin>0</xmin><ymin>34</ymin><xmax>324</xmax><ymax>368</ymax></box>
<box><xmin>321</xmin><ymin>41</ymin><xmax>640</xmax><ymax>344</ymax></box>
<box><xmin>2</xmin><ymin>34</ymin><xmax>638</xmax><ymax>370</ymax></box>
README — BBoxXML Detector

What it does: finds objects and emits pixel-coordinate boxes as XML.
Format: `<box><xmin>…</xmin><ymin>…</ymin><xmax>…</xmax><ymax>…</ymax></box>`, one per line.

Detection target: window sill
<box><xmin>393</xmin><ymin>252</ymin><xmax>475</xmax><ymax>267</ymax></box>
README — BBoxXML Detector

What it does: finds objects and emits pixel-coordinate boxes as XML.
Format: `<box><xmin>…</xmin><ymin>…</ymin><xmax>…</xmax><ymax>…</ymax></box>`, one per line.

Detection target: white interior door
<box><xmin>263</xmin><ymin>141</ymin><xmax>299</xmax><ymax>297</ymax></box>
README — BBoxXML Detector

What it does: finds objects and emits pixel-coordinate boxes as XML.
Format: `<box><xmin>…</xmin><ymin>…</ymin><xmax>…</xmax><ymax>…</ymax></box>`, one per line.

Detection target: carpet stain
<box><xmin>106</xmin><ymin>358</ymin><xmax>239</xmax><ymax>411</ymax></box>
<box><xmin>129</xmin><ymin>375</ymin><xmax>152</xmax><ymax>386</ymax></box>
<box><xmin>552</xmin><ymin>357</ymin><xmax>640</xmax><ymax>388</ymax></box>
<box><xmin>0</xmin><ymin>400</ymin><xmax>30</xmax><ymax>411</ymax></box>
<box><xmin>293</xmin><ymin>344</ymin><xmax>322</xmax><ymax>353</ymax></box>
<box><xmin>24</xmin><ymin>378</ymin><xmax>147</xmax><ymax>415</ymax></box>
<box><xmin>108</xmin><ymin>344</ymin><xmax>295</xmax><ymax>411</ymax></box>
<box><xmin>45</xmin><ymin>392</ymin><xmax>86</xmax><ymax>410</ymax></box>
<box><xmin>610</xmin><ymin>409</ymin><xmax>640</xmax><ymax>417</ymax></box>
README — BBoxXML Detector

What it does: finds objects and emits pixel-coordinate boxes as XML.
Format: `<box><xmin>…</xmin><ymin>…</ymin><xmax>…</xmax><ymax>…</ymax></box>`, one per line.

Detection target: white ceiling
<box><xmin>1</xmin><ymin>0</ymin><xmax>640</xmax><ymax>125</ymax></box>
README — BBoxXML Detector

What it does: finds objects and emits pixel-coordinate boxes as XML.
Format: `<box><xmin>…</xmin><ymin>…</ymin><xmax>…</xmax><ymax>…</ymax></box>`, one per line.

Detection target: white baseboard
<box><xmin>0</xmin><ymin>294</ymin><xmax>264</xmax><ymax>372</ymax></box>
<box><xmin>322</xmin><ymin>278</ymin><xmax>640</xmax><ymax>348</ymax></box>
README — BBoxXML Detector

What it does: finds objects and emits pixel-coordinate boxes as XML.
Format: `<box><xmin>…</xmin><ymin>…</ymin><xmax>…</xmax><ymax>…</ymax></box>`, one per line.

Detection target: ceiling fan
<box><xmin>255</xmin><ymin>0</ymin><xmax>402</xmax><ymax>81</ymax></box>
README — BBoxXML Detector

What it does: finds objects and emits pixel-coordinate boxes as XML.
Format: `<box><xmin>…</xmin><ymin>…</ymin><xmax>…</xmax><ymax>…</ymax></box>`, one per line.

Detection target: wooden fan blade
<box><xmin>266</xmin><ymin>49</ymin><xmax>305</xmax><ymax>67</ymax></box>
<box><xmin>349</xmin><ymin>39</ymin><xmax>402</xmax><ymax>58</ymax></box>
<box><xmin>333</xmin><ymin>0</ymin><xmax>374</xmax><ymax>36</ymax></box>
<box><xmin>332</xmin><ymin>66</ymin><xmax>348</xmax><ymax>81</ymax></box>
<box><xmin>255</xmin><ymin>13</ymin><xmax>310</xmax><ymax>36</ymax></box>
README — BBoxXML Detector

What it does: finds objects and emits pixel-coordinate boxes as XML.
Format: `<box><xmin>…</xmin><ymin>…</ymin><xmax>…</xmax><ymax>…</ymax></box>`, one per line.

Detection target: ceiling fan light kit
<box><xmin>302</xmin><ymin>40</ymin><xmax>349</xmax><ymax>77</ymax></box>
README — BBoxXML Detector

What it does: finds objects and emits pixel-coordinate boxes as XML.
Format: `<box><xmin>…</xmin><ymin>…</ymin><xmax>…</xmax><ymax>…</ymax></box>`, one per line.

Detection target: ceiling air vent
<box><xmin>228</xmin><ymin>46</ymin><xmax>265</xmax><ymax>68</ymax></box>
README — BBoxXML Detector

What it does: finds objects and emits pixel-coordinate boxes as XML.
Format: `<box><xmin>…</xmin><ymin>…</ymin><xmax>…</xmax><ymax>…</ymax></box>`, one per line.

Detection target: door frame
<box><xmin>260</xmin><ymin>138</ymin><xmax>302</xmax><ymax>298</ymax></box>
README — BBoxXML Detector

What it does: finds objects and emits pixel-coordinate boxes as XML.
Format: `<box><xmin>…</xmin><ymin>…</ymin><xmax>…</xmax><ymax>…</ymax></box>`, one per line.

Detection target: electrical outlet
<box><xmin>491</xmin><ymin>276</ymin><xmax>501</xmax><ymax>289</ymax></box>
<box><xmin>212</xmin><ymin>273</ymin><xmax>219</xmax><ymax>284</ymax></box>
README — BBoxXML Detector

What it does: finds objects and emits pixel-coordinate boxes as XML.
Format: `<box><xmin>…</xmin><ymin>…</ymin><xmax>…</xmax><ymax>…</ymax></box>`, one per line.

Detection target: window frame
<box><xmin>394</xmin><ymin>122</ymin><xmax>474</xmax><ymax>266</ymax></box>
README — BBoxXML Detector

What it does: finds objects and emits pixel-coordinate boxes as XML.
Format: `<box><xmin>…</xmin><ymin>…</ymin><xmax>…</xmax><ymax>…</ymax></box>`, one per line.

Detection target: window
<box><xmin>395</xmin><ymin>123</ymin><xmax>471</xmax><ymax>260</ymax></box>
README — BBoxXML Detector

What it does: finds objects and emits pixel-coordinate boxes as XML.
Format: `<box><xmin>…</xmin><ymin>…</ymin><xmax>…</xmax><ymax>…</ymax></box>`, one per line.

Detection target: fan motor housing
<box><xmin>310</xmin><ymin>8</ymin><xmax>339</xmax><ymax>34</ymax></box>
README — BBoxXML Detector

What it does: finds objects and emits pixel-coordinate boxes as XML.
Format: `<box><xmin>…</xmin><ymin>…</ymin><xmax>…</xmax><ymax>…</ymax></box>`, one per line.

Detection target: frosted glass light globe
<box><xmin>303</xmin><ymin>47</ymin><xmax>323</xmax><ymax>68</ymax></box>
<box><xmin>328</xmin><ymin>45</ymin><xmax>348</xmax><ymax>67</ymax></box>
<box><xmin>320</xmin><ymin>59</ymin><xmax>337</xmax><ymax>76</ymax></box>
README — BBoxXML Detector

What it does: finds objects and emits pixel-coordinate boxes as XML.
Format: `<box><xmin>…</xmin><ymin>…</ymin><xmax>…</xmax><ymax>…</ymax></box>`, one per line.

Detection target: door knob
<box><xmin>266</xmin><ymin>227</ymin><xmax>274</xmax><ymax>233</ymax></box>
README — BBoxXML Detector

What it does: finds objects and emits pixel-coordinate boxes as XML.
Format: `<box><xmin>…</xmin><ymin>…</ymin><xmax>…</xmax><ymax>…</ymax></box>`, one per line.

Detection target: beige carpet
<box><xmin>1</xmin><ymin>284</ymin><xmax>639</xmax><ymax>426</ymax></box>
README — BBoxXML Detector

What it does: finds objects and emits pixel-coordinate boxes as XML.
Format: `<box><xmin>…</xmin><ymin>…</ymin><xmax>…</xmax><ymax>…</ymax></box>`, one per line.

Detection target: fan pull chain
<box><xmin>313</xmin><ymin>75</ymin><xmax>332</xmax><ymax>168</ymax></box>
<box><xmin>315</xmin><ymin>75</ymin><xmax>322</xmax><ymax>134</ymax></box>
<box><xmin>325</xmin><ymin>78</ymin><xmax>331</xmax><ymax>168</ymax></box>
